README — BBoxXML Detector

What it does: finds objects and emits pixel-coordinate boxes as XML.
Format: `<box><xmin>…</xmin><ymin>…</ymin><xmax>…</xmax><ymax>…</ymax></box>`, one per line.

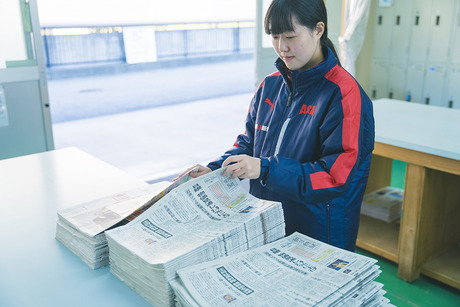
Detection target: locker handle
<box><xmin>378</xmin><ymin>15</ymin><xmax>383</xmax><ymax>25</ymax></box>
<box><xmin>436</xmin><ymin>15</ymin><xmax>440</xmax><ymax>26</ymax></box>
<box><xmin>425</xmin><ymin>97</ymin><xmax>430</xmax><ymax>105</ymax></box>
<box><xmin>449</xmin><ymin>100</ymin><xmax>453</xmax><ymax>108</ymax></box>
<box><xmin>415</xmin><ymin>16</ymin><xmax>420</xmax><ymax>25</ymax></box>
<box><xmin>389</xmin><ymin>92</ymin><xmax>393</xmax><ymax>99</ymax></box>
<box><xmin>396</xmin><ymin>15</ymin><xmax>400</xmax><ymax>25</ymax></box>
<box><xmin>372</xmin><ymin>90</ymin><xmax>377</xmax><ymax>99</ymax></box>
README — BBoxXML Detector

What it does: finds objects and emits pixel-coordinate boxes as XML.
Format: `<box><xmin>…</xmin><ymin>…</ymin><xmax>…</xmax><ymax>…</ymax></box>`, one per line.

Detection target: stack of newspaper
<box><xmin>56</xmin><ymin>173</ymin><xmax>193</xmax><ymax>269</ymax></box>
<box><xmin>106</xmin><ymin>168</ymin><xmax>285</xmax><ymax>307</ymax></box>
<box><xmin>172</xmin><ymin>232</ymin><xmax>394</xmax><ymax>307</ymax></box>
<box><xmin>361</xmin><ymin>186</ymin><xmax>404</xmax><ymax>223</ymax></box>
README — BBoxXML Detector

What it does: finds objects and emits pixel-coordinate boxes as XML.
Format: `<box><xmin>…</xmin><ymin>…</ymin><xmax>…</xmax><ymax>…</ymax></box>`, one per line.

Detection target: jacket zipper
<box><xmin>273</xmin><ymin>92</ymin><xmax>293</xmax><ymax>155</ymax></box>
<box><xmin>326</xmin><ymin>201</ymin><xmax>331</xmax><ymax>244</ymax></box>
<box><xmin>286</xmin><ymin>92</ymin><xmax>292</xmax><ymax>107</ymax></box>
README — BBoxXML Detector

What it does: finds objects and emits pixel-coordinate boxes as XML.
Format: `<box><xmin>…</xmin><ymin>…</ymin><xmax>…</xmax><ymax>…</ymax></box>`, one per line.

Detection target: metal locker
<box><xmin>451</xmin><ymin>1</ymin><xmax>460</xmax><ymax>64</ymax></box>
<box><xmin>408</xmin><ymin>0</ymin><xmax>432</xmax><ymax>62</ymax></box>
<box><xmin>428</xmin><ymin>0</ymin><xmax>457</xmax><ymax>63</ymax></box>
<box><xmin>446</xmin><ymin>64</ymin><xmax>460</xmax><ymax>109</ymax></box>
<box><xmin>423</xmin><ymin>63</ymin><xmax>448</xmax><ymax>107</ymax></box>
<box><xmin>406</xmin><ymin>62</ymin><xmax>426</xmax><ymax>103</ymax></box>
<box><xmin>373</xmin><ymin>5</ymin><xmax>393</xmax><ymax>59</ymax></box>
<box><xmin>390</xmin><ymin>0</ymin><xmax>413</xmax><ymax>61</ymax></box>
<box><xmin>388</xmin><ymin>61</ymin><xmax>407</xmax><ymax>100</ymax></box>
<box><xmin>370</xmin><ymin>59</ymin><xmax>390</xmax><ymax>100</ymax></box>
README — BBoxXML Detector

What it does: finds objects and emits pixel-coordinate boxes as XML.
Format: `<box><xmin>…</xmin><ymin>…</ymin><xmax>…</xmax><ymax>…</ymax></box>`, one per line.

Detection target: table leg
<box><xmin>398</xmin><ymin>163</ymin><xmax>425</xmax><ymax>281</ymax></box>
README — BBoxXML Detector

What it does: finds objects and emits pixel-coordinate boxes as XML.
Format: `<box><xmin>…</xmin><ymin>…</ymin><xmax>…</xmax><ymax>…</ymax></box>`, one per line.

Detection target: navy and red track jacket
<box><xmin>208</xmin><ymin>47</ymin><xmax>375</xmax><ymax>251</ymax></box>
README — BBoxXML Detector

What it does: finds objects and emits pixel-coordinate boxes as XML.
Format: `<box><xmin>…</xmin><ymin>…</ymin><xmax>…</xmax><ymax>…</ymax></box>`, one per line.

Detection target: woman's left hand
<box><xmin>222</xmin><ymin>155</ymin><xmax>261</xmax><ymax>179</ymax></box>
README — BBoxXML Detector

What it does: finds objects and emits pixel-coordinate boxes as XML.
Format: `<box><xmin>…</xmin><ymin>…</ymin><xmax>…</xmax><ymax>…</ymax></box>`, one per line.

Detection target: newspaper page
<box><xmin>106</xmin><ymin>168</ymin><xmax>284</xmax><ymax>265</ymax></box>
<box><xmin>173</xmin><ymin>232</ymin><xmax>379</xmax><ymax>307</ymax></box>
<box><xmin>57</xmin><ymin>170</ymin><xmax>194</xmax><ymax>238</ymax></box>
<box><xmin>361</xmin><ymin>186</ymin><xmax>404</xmax><ymax>223</ymax></box>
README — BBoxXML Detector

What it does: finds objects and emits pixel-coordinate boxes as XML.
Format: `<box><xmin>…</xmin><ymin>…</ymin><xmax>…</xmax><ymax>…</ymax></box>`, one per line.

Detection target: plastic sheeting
<box><xmin>339</xmin><ymin>0</ymin><xmax>371</xmax><ymax>77</ymax></box>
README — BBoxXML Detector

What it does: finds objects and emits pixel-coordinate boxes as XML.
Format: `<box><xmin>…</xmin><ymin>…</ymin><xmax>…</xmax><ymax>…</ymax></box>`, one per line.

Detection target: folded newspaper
<box><xmin>361</xmin><ymin>186</ymin><xmax>404</xmax><ymax>223</ymax></box>
<box><xmin>106</xmin><ymin>168</ymin><xmax>285</xmax><ymax>307</ymax></box>
<box><xmin>171</xmin><ymin>232</ymin><xmax>394</xmax><ymax>307</ymax></box>
<box><xmin>55</xmin><ymin>171</ymin><xmax>193</xmax><ymax>269</ymax></box>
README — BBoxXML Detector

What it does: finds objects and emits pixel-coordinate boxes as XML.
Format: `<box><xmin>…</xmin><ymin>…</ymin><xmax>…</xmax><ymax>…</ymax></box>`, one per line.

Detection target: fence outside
<box><xmin>41</xmin><ymin>21</ymin><xmax>255</xmax><ymax>67</ymax></box>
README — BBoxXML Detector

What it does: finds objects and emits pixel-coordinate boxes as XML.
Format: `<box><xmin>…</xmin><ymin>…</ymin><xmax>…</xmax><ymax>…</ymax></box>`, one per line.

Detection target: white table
<box><xmin>357</xmin><ymin>99</ymin><xmax>460</xmax><ymax>289</ymax></box>
<box><xmin>0</xmin><ymin>147</ymin><xmax>153</xmax><ymax>307</ymax></box>
<box><xmin>373</xmin><ymin>98</ymin><xmax>460</xmax><ymax>160</ymax></box>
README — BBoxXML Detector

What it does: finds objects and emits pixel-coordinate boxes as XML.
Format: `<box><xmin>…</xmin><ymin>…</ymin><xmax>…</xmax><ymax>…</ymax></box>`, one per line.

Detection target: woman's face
<box><xmin>271</xmin><ymin>16</ymin><xmax>324</xmax><ymax>71</ymax></box>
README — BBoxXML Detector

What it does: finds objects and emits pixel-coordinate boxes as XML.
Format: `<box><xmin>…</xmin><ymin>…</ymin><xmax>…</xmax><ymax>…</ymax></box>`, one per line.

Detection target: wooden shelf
<box><xmin>358</xmin><ymin>100</ymin><xmax>460</xmax><ymax>289</ymax></box>
<box><xmin>422</xmin><ymin>247</ymin><xmax>460</xmax><ymax>290</ymax></box>
<box><xmin>357</xmin><ymin>215</ymin><xmax>399</xmax><ymax>263</ymax></box>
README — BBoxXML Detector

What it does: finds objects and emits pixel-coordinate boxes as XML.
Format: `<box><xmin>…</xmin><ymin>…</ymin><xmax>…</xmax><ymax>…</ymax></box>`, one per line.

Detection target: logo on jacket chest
<box><xmin>265</xmin><ymin>98</ymin><xmax>275</xmax><ymax>112</ymax></box>
<box><xmin>299</xmin><ymin>104</ymin><xmax>316</xmax><ymax>115</ymax></box>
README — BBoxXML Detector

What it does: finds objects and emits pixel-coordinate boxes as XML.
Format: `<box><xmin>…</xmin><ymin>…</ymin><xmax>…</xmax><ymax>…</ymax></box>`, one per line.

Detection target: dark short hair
<box><xmin>264</xmin><ymin>0</ymin><xmax>341</xmax><ymax>66</ymax></box>
<box><xmin>264</xmin><ymin>0</ymin><xmax>328</xmax><ymax>36</ymax></box>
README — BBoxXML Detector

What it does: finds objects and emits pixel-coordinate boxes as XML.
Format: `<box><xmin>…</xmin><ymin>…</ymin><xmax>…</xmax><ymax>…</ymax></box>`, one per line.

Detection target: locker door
<box><xmin>446</xmin><ymin>65</ymin><xmax>460</xmax><ymax>109</ymax></box>
<box><xmin>370</xmin><ymin>59</ymin><xmax>390</xmax><ymax>99</ymax></box>
<box><xmin>0</xmin><ymin>0</ymin><xmax>54</xmax><ymax>159</ymax></box>
<box><xmin>406</xmin><ymin>62</ymin><xmax>425</xmax><ymax>103</ymax></box>
<box><xmin>388</xmin><ymin>61</ymin><xmax>407</xmax><ymax>100</ymax></box>
<box><xmin>428</xmin><ymin>0</ymin><xmax>457</xmax><ymax>63</ymax></box>
<box><xmin>408</xmin><ymin>0</ymin><xmax>432</xmax><ymax>62</ymax></box>
<box><xmin>452</xmin><ymin>1</ymin><xmax>460</xmax><ymax>64</ymax></box>
<box><xmin>373</xmin><ymin>5</ymin><xmax>393</xmax><ymax>59</ymax></box>
<box><xmin>423</xmin><ymin>63</ymin><xmax>448</xmax><ymax>106</ymax></box>
<box><xmin>390</xmin><ymin>0</ymin><xmax>413</xmax><ymax>61</ymax></box>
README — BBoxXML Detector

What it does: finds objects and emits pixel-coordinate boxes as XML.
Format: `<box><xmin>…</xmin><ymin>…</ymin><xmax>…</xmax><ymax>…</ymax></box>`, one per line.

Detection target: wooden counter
<box><xmin>357</xmin><ymin>99</ymin><xmax>460</xmax><ymax>289</ymax></box>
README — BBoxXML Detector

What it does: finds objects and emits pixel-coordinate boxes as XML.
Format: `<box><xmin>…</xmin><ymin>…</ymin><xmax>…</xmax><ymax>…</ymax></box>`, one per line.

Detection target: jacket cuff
<box><xmin>259</xmin><ymin>157</ymin><xmax>270</xmax><ymax>182</ymax></box>
<box><xmin>206</xmin><ymin>162</ymin><xmax>221</xmax><ymax>171</ymax></box>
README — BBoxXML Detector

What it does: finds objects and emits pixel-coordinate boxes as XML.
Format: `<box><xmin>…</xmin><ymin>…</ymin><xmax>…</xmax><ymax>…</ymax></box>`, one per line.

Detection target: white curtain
<box><xmin>338</xmin><ymin>0</ymin><xmax>371</xmax><ymax>77</ymax></box>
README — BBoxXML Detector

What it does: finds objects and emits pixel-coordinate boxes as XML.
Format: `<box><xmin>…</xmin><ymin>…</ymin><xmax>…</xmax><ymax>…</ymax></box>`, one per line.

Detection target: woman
<box><xmin>182</xmin><ymin>0</ymin><xmax>374</xmax><ymax>251</ymax></box>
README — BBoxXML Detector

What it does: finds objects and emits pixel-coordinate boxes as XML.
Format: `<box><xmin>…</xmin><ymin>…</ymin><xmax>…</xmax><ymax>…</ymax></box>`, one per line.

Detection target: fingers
<box><xmin>222</xmin><ymin>156</ymin><xmax>239</xmax><ymax>177</ymax></box>
<box><xmin>173</xmin><ymin>156</ymin><xmax>261</xmax><ymax>182</ymax></box>
<box><xmin>173</xmin><ymin>165</ymin><xmax>196</xmax><ymax>181</ymax></box>
<box><xmin>222</xmin><ymin>155</ymin><xmax>260</xmax><ymax>179</ymax></box>
<box><xmin>189</xmin><ymin>166</ymin><xmax>212</xmax><ymax>178</ymax></box>
<box><xmin>174</xmin><ymin>164</ymin><xmax>211</xmax><ymax>181</ymax></box>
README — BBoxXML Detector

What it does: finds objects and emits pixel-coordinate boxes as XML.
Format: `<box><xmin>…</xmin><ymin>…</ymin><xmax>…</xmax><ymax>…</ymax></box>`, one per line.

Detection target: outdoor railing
<box><xmin>41</xmin><ymin>21</ymin><xmax>255</xmax><ymax>67</ymax></box>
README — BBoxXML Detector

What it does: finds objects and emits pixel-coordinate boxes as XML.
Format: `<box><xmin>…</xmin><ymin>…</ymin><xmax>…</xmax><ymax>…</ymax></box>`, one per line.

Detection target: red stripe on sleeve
<box><xmin>310</xmin><ymin>65</ymin><xmax>361</xmax><ymax>190</ymax></box>
<box><xmin>233</xmin><ymin>131</ymin><xmax>248</xmax><ymax>148</ymax></box>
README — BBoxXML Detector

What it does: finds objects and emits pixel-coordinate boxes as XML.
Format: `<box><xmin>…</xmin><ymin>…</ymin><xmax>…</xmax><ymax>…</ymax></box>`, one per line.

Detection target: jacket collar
<box><xmin>274</xmin><ymin>46</ymin><xmax>338</xmax><ymax>90</ymax></box>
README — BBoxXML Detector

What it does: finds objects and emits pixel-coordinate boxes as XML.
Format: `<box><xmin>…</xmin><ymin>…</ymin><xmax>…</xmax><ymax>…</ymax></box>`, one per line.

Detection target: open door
<box><xmin>0</xmin><ymin>0</ymin><xmax>53</xmax><ymax>159</ymax></box>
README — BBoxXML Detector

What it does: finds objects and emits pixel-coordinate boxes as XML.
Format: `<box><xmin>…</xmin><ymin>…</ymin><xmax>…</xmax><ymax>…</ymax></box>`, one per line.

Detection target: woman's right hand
<box><xmin>173</xmin><ymin>164</ymin><xmax>212</xmax><ymax>181</ymax></box>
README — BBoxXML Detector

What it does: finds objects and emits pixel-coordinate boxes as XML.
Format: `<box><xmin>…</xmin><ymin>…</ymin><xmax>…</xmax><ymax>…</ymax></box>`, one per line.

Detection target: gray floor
<box><xmin>50</xmin><ymin>58</ymin><xmax>258</xmax><ymax>182</ymax></box>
